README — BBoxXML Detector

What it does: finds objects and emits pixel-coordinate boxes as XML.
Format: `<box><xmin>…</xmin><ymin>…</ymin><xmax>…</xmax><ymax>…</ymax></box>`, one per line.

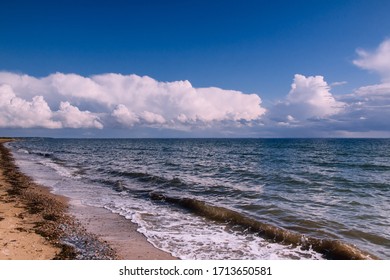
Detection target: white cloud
<box><xmin>48</xmin><ymin>72</ymin><xmax>266</xmax><ymax>127</ymax></box>
<box><xmin>336</xmin><ymin>39</ymin><xmax>390</xmax><ymax>134</ymax></box>
<box><xmin>3</xmin><ymin>37</ymin><xmax>390</xmax><ymax>137</ymax></box>
<box><xmin>353</xmin><ymin>39</ymin><xmax>390</xmax><ymax>82</ymax></box>
<box><xmin>0</xmin><ymin>84</ymin><xmax>61</xmax><ymax>129</ymax></box>
<box><xmin>354</xmin><ymin>82</ymin><xmax>390</xmax><ymax>99</ymax></box>
<box><xmin>0</xmin><ymin>72</ymin><xmax>266</xmax><ymax>131</ymax></box>
<box><xmin>0</xmin><ymin>83</ymin><xmax>103</xmax><ymax>129</ymax></box>
<box><xmin>287</xmin><ymin>74</ymin><xmax>345</xmax><ymax>117</ymax></box>
<box><xmin>111</xmin><ymin>104</ymin><xmax>139</xmax><ymax>127</ymax></box>
<box><xmin>330</xmin><ymin>81</ymin><xmax>347</xmax><ymax>87</ymax></box>
<box><xmin>337</xmin><ymin>82</ymin><xmax>390</xmax><ymax>133</ymax></box>
<box><xmin>270</xmin><ymin>74</ymin><xmax>345</xmax><ymax>124</ymax></box>
<box><xmin>140</xmin><ymin>111</ymin><xmax>166</xmax><ymax>124</ymax></box>
<box><xmin>56</xmin><ymin>101</ymin><xmax>103</xmax><ymax>129</ymax></box>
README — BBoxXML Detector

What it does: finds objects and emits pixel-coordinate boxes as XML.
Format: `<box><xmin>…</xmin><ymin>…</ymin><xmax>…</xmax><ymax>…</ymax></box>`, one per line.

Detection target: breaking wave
<box><xmin>150</xmin><ymin>192</ymin><xmax>377</xmax><ymax>260</ymax></box>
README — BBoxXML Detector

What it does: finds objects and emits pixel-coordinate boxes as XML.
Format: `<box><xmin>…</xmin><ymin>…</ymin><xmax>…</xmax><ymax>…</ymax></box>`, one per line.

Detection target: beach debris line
<box><xmin>0</xmin><ymin>142</ymin><xmax>117</xmax><ymax>260</ymax></box>
<box><xmin>149</xmin><ymin>192</ymin><xmax>378</xmax><ymax>260</ymax></box>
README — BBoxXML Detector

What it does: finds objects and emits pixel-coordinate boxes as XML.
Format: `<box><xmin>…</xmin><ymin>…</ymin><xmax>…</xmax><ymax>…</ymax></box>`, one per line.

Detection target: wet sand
<box><xmin>70</xmin><ymin>202</ymin><xmax>176</xmax><ymax>259</ymax></box>
<box><xmin>0</xmin><ymin>139</ymin><xmax>176</xmax><ymax>260</ymax></box>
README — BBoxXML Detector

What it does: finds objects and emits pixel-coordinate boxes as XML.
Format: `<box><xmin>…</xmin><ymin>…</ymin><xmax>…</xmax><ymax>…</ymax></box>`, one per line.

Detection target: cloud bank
<box><xmin>0</xmin><ymin>72</ymin><xmax>265</xmax><ymax>131</ymax></box>
<box><xmin>1</xmin><ymin>39</ymin><xmax>390</xmax><ymax>137</ymax></box>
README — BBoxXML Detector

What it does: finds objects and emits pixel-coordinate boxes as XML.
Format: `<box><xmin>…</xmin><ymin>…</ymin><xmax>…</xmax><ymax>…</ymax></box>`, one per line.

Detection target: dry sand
<box><xmin>0</xmin><ymin>168</ymin><xmax>60</xmax><ymax>259</ymax></box>
<box><xmin>0</xmin><ymin>139</ymin><xmax>176</xmax><ymax>260</ymax></box>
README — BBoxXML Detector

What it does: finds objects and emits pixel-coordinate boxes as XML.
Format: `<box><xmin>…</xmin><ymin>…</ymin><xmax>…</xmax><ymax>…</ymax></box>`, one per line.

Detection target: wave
<box><xmin>30</xmin><ymin>149</ymin><xmax>55</xmax><ymax>158</ymax></box>
<box><xmin>17</xmin><ymin>148</ymin><xmax>29</xmax><ymax>154</ymax></box>
<box><xmin>25</xmin><ymin>149</ymin><xmax>81</xmax><ymax>179</ymax></box>
<box><xmin>106</xmin><ymin>169</ymin><xmax>187</xmax><ymax>188</ymax></box>
<box><xmin>149</xmin><ymin>192</ymin><xmax>378</xmax><ymax>260</ymax></box>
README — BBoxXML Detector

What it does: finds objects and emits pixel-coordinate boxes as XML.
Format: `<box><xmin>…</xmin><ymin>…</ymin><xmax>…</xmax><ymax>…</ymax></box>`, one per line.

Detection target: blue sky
<box><xmin>1</xmin><ymin>0</ymin><xmax>390</xmax><ymax>137</ymax></box>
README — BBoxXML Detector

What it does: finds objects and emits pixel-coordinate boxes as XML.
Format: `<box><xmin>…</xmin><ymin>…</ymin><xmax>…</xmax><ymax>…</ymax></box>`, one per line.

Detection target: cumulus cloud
<box><xmin>0</xmin><ymin>83</ymin><xmax>103</xmax><ymax>129</ymax></box>
<box><xmin>0</xmin><ymin>72</ymin><xmax>266</xmax><ymax>131</ymax></box>
<box><xmin>56</xmin><ymin>102</ymin><xmax>103</xmax><ymax>129</ymax></box>
<box><xmin>269</xmin><ymin>74</ymin><xmax>345</xmax><ymax>125</ymax></box>
<box><xmin>3</xmin><ymin>39</ymin><xmax>390</xmax><ymax>137</ymax></box>
<box><xmin>353</xmin><ymin>39</ymin><xmax>390</xmax><ymax>82</ymax></box>
<box><xmin>140</xmin><ymin>111</ymin><xmax>166</xmax><ymax>124</ymax></box>
<box><xmin>0</xmin><ymin>84</ymin><xmax>61</xmax><ymax>129</ymax></box>
<box><xmin>287</xmin><ymin>74</ymin><xmax>345</xmax><ymax>117</ymax></box>
<box><xmin>269</xmin><ymin>69</ymin><xmax>390</xmax><ymax>136</ymax></box>
<box><xmin>111</xmin><ymin>104</ymin><xmax>139</xmax><ymax>127</ymax></box>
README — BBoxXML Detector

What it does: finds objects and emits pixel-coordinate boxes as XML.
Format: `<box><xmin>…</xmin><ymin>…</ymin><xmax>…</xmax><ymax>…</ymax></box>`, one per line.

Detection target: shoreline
<box><xmin>0</xmin><ymin>139</ymin><xmax>176</xmax><ymax>260</ymax></box>
<box><xmin>69</xmin><ymin>201</ymin><xmax>176</xmax><ymax>259</ymax></box>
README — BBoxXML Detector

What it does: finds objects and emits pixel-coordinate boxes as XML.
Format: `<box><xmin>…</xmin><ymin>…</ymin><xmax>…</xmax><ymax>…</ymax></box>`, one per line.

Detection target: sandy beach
<box><xmin>0</xmin><ymin>139</ymin><xmax>175</xmax><ymax>260</ymax></box>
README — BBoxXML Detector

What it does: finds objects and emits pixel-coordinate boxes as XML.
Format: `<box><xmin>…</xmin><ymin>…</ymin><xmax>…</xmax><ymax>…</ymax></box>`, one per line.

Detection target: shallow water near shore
<box><xmin>7</xmin><ymin>138</ymin><xmax>390</xmax><ymax>259</ymax></box>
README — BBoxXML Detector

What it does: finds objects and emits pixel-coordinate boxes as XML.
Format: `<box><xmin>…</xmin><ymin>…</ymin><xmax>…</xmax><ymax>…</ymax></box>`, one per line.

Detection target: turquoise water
<box><xmin>8</xmin><ymin>138</ymin><xmax>390</xmax><ymax>259</ymax></box>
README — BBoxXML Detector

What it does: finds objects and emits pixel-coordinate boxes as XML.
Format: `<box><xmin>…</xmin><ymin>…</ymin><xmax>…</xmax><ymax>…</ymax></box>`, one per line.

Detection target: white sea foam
<box><xmin>105</xmin><ymin>199</ymin><xmax>324</xmax><ymax>260</ymax></box>
<box><xmin>17</xmin><ymin>148</ymin><xmax>29</xmax><ymax>154</ymax></box>
<box><xmin>39</xmin><ymin>159</ymin><xmax>75</xmax><ymax>178</ymax></box>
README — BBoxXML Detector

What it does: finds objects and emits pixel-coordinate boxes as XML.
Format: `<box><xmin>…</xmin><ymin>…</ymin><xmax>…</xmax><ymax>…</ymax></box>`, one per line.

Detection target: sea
<box><xmin>6</xmin><ymin>138</ymin><xmax>390</xmax><ymax>260</ymax></box>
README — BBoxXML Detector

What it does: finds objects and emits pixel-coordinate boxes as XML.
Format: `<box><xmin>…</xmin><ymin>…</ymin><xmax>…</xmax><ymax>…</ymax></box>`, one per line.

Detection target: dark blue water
<box><xmin>8</xmin><ymin>138</ymin><xmax>390</xmax><ymax>259</ymax></box>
